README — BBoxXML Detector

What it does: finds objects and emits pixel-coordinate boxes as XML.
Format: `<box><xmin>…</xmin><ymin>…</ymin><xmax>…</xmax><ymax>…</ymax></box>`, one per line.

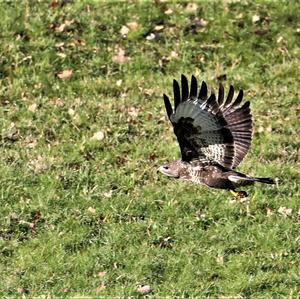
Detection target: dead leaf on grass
<box><xmin>87</xmin><ymin>207</ymin><xmax>96</xmax><ymax>214</ymax></box>
<box><xmin>103</xmin><ymin>190</ymin><xmax>113</xmax><ymax>198</ymax></box>
<box><xmin>55</xmin><ymin>20</ymin><xmax>74</xmax><ymax>33</ymax></box>
<box><xmin>57</xmin><ymin>69</ymin><xmax>73</xmax><ymax>80</ymax></box>
<box><xmin>112</xmin><ymin>47</ymin><xmax>129</xmax><ymax>64</ymax></box>
<box><xmin>186</xmin><ymin>3</ymin><xmax>198</xmax><ymax>13</ymax></box>
<box><xmin>98</xmin><ymin>271</ymin><xmax>107</xmax><ymax>278</ymax></box>
<box><xmin>137</xmin><ymin>284</ymin><xmax>151</xmax><ymax>295</ymax></box>
<box><xmin>278</xmin><ymin>206</ymin><xmax>292</xmax><ymax>217</ymax></box>
<box><xmin>126</xmin><ymin>21</ymin><xmax>139</xmax><ymax>30</ymax></box>
<box><xmin>164</xmin><ymin>8</ymin><xmax>173</xmax><ymax>15</ymax></box>
<box><xmin>91</xmin><ymin>131</ymin><xmax>105</xmax><ymax>141</ymax></box>
<box><xmin>252</xmin><ymin>14</ymin><xmax>260</xmax><ymax>23</ymax></box>
<box><xmin>28</xmin><ymin>103</ymin><xmax>38</xmax><ymax>113</ymax></box>
<box><xmin>120</xmin><ymin>25</ymin><xmax>130</xmax><ymax>36</ymax></box>
<box><xmin>266</xmin><ymin>208</ymin><xmax>273</xmax><ymax>217</ymax></box>
<box><xmin>96</xmin><ymin>283</ymin><xmax>106</xmax><ymax>293</ymax></box>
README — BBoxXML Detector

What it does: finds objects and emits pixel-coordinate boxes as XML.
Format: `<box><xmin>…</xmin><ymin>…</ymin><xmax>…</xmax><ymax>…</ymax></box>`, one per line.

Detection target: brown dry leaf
<box><xmin>24</xmin><ymin>137</ymin><xmax>37</xmax><ymax>149</ymax></box>
<box><xmin>103</xmin><ymin>190</ymin><xmax>113</xmax><ymax>198</ymax></box>
<box><xmin>29</xmin><ymin>156</ymin><xmax>48</xmax><ymax>173</ymax></box>
<box><xmin>98</xmin><ymin>271</ymin><xmax>107</xmax><ymax>278</ymax></box>
<box><xmin>91</xmin><ymin>131</ymin><xmax>105</xmax><ymax>141</ymax></box>
<box><xmin>127</xmin><ymin>21</ymin><xmax>139</xmax><ymax>30</ymax></box>
<box><xmin>277</xmin><ymin>36</ymin><xmax>284</xmax><ymax>43</ymax></box>
<box><xmin>143</xmin><ymin>89</ymin><xmax>154</xmax><ymax>97</ymax></box>
<box><xmin>164</xmin><ymin>8</ymin><xmax>173</xmax><ymax>15</ymax></box>
<box><xmin>216</xmin><ymin>255</ymin><xmax>224</xmax><ymax>265</ymax></box>
<box><xmin>149</xmin><ymin>153</ymin><xmax>158</xmax><ymax>161</ymax></box>
<box><xmin>120</xmin><ymin>25</ymin><xmax>130</xmax><ymax>36</ymax></box>
<box><xmin>55</xmin><ymin>24</ymin><xmax>66</xmax><ymax>33</ymax></box>
<box><xmin>170</xmin><ymin>50</ymin><xmax>178</xmax><ymax>59</ymax></box>
<box><xmin>197</xmin><ymin>18</ymin><xmax>208</xmax><ymax>27</ymax></box>
<box><xmin>68</xmin><ymin>108</ymin><xmax>75</xmax><ymax>117</ymax></box>
<box><xmin>154</xmin><ymin>25</ymin><xmax>164</xmax><ymax>32</ymax></box>
<box><xmin>96</xmin><ymin>283</ymin><xmax>106</xmax><ymax>293</ymax></box>
<box><xmin>87</xmin><ymin>207</ymin><xmax>96</xmax><ymax>214</ymax></box>
<box><xmin>116</xmin><ymin>79</ymin><xmax>122</xmax><ymax>87</ymax></box>
<box><xmin>55</xmin><ymin>20</ymin><xmax>74</xmax><ymax>32</ymax></box>
<box><xmin>137</xmin><ymin>284</ymin><xmax>151</xmax><ymax>295</ymax></box>
<box><xmin>146</xmin><ymin>33</ymin><xmax>156</xmax><ymax>41</ymax></box>
<box><xmin>186</xmin><ymin>3</ymin><xmax>198</xmax><ymax>13</ymax></box>
<box><xmin>252</xmin><ymin>14</ymin><xmax>260</xmax><ymax>23</ymax></box>
<box><xmin>266</xmin><ymin>208</ymin><xmax>273</xmax><ymax>217</ymax></box>
<box><xmin>127</xmin><ymin>106</ymin><xmax>139</xmax><ymax>118</ymax></box>
<box><xmin>28</xmin><ymin>103</ymin><xmax>38</xmax><ymax>113</ymax></box>
<box><xmin>50</xmin><ymin>98</ymin><xmax>64</xmax><ymax>107</ymax></box>
<box><xmin>278</xmin><ymin>206</ymin><xmax>292</xmax><ymax>217</ymax></box>
<box><xmin>112</xmin><ymin>47</ymin><xmax>128</xmax><ymax>64</ymax></box>
<box><xmin>57</xmin><ymin>53</ymin><xmax>67</xmax><ymax>58</ymax></box>
<box><xmin>57</xmin><ymin>69</ymin><xmax>73</xmax><ymax>80</ymax></box>
<box><xmin>55</xmin><ymin>42</ymin><xmax>65</xmax><ymax>50</ymax></box>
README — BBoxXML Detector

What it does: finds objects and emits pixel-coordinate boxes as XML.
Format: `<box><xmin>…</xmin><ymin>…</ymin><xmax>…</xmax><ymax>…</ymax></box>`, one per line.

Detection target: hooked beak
<box><xmin>157</xmin><ymin>165</ymin><xmax>179</xmax><ymax>178</ymax></box>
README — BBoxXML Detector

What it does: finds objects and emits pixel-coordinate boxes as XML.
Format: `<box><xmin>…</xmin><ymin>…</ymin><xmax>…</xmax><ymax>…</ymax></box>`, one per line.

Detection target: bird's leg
<box><xmin>230</xmin><ymin>190</ymin><xmax>248</xmax><ymax>199</ymax></box>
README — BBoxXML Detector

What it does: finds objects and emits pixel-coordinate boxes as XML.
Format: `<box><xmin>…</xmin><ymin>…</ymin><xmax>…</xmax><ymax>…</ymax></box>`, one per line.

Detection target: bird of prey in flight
<box><xmin>158</xmin><ymin>74</ymin><xmax>274</xmax><ymax>197</ymax></box>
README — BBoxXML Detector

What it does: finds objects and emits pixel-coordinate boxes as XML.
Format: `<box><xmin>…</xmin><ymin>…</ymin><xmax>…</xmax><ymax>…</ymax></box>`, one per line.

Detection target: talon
<box><xmin>230</xmin><ymin>190</ymin><xmax>248</xmax><ymax>199</ymax></box>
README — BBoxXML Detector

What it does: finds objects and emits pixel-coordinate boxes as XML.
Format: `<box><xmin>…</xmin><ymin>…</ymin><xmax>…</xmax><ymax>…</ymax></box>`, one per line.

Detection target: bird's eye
<box><xmin>163</xmin><ymin>166</ymin><xmax>169</xmax><ymax>170</ymax></box>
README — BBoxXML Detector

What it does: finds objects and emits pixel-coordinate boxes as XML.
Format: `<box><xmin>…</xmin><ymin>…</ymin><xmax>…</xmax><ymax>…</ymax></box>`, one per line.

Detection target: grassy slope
<box><xmin>0</xmin><ymin>0</ymin><xmax>299</xmax><ymax>297</ymax></box>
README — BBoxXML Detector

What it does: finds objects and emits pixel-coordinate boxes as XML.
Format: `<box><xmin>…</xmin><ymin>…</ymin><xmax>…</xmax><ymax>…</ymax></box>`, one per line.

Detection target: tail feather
<box><xmin>228</xmin><ymin>175</ymin><xmax>275</xmax><ymax>185</ymax></box>
<box><xmin>253</xmin><ymin>177</ymin><xmax>275</xmax><ymax>184</ymax></box>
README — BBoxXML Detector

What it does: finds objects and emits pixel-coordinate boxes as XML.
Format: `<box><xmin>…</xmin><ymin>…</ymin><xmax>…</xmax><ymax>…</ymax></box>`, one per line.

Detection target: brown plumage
<box><xmin>158</xmin><ymin>75</ymin><xmax>274</xmax><ymax>196</ymax></box>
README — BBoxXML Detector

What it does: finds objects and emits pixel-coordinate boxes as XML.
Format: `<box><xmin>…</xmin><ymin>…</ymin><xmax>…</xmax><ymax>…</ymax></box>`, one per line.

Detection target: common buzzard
<box><xmin>158</xmin><ymin>74</ymin><xmax>274</xmax><ymax>197</ymax></box>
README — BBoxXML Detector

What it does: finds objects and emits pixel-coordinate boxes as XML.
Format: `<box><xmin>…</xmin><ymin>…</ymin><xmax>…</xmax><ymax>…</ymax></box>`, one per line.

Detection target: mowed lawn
<box><xmin>0</xmin><ymin>1</ymin><xmax>299</xmax><ymax>297</ymax></box>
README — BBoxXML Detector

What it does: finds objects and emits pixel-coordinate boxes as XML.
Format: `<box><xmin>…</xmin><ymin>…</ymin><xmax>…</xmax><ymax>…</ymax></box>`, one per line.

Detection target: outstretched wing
<box><xmin>163</xmin><ymin>74</ymin><xmax>252</xmax><ymax>169</ymax></box>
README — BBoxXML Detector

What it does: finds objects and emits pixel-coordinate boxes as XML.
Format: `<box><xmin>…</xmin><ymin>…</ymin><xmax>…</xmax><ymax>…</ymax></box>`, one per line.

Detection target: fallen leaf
<box><xmin>96</xmin><ymin>283</ymin><xmax>106</xmax><ymax>293</ymax></box>
<box><xmin>143</xmin><ymin>89</ymin><xmax>154</xmax><ymax>97</ymax></box>
<box><xmin>120</xmin><ymin>25</ymin><xmax>129</xmax><ymax>36</ymax></box>
<box><xmin>277</xmin><ymin>36</ymin><xmax>284</xmax><ymax>43</ymax></box>
<box><xmin>112</xmin><ymin>47</ymin><xmax>128</xmax><ymax>64</ymax></box>
<box><xmin>126</xmin><ymin>21</ymin><xmax>139</xmax><ymax>30</ymax></box>
<box><xmin>28</xmin><ymin>103</ymin><xmax>38</xmax><ymax>113</ymax></box>
<box><xmin>55</xmin><ymin>42</ymin><xmax>65</xmax><ymax>50</ymax></box>
<box><xmin>164</xmin><ymin>8</ymin><xmax>173</xmax><ymax>15</ymax></box>
<box><xmin>252</xmin><ymin>14</ymin><xmax>260</xmax><ymax>23</ymax></box>
<box><xmin>149</xmin><ymin>153</ymin><xmax>158</xmax><ymax>161</ymax></box>
<box><xmin>127</xmin><ymin>106</ymin><xmax>139</xmax><ymax>118</ymax></box>
<box><xmin>137</xmin><ymin>284</ymin><xmax>151</xmax><ymax>295</ymax></box>
<box><xmin>146</xmin><ymin>33</ymin><xmax>156</xmax><ymax>41</ymax></box>
<box><xmin>87</xmin><ymin>207</ymin><xmax>96</xmax><ymax>214</ymax></box>
<box><xmin>57</xmin><ymin>69</ymin><xmax>73</xmax><ymax>80</ymax></box>
<box><xmin>103</xmin><ymin>190</ymin><xmax>113</xmax><ymax>198</ymax></box>
<box><xmin>154</xmin><ymin>25</ymin><xmax>164</xmax><ymax>32</ymax></box>
<box><xmin>216</xmin><ymin>255</ymin><xmax>224</xmax><ymax>265</ymax></box>
<box><xmin>266</xmin><ymin>208</ymin><xmax>273</xmax><ymax>217</ymax></box>
<box><xmin>278</xmin><ymin>206</ymin><xmax>292</xmax><ymax>217</ymax></box>
<box><xmin>98</xmin><ymin>271</ymin><xmax>107</xmax><ymax>278</ymax></box>
<box><xmin>68</xmin><ymin>108</ymin><xmax>75</xmax><ymax>117</ymax></box>
<box><xmin>91</xmin><ymin>131</ymin><xmax>105</xmax><ymax>141</ymax></box>
<box><xmin>170</xmin><ymin>50</ymin><xmax>178</xmax><ymax>59</ymax></box>
<box><xmin>186</xmin><ymin>3</ymin><xmax>198</xmax><ymax>13</ymax></box>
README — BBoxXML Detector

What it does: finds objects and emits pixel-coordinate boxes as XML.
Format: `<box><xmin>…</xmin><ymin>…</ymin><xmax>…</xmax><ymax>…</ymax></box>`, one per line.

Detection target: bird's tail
<box><xmin>252</xmin><ymin>177</ymin><xmax>275</xmax><ymax>184</ymax></box>
<box><xmin>228</xmin><ymin>175</ymin><xmax>275</xmax><ymax>185</ymax></box>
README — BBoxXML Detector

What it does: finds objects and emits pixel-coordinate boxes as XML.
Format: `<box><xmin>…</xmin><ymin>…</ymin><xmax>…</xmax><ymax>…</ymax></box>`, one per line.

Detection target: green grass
<box><xmin>0</xmin><ymin>0</ymin><xmax>299</xmax><ymax>297</ymax></box>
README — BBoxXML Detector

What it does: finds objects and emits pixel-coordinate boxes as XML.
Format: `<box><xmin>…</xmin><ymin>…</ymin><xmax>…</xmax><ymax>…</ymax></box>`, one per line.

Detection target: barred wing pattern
<box><xmin>163</xmin><ymin>75</ymin><xmax>252</xmax><ymax>169</ymax></box>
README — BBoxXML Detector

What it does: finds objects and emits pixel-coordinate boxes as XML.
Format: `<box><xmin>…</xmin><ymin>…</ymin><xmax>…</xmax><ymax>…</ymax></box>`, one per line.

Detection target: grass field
<box><xmin>0</xmin><ymin>0</ymin><xmax>299</xmax><ymax>297</ymax></box>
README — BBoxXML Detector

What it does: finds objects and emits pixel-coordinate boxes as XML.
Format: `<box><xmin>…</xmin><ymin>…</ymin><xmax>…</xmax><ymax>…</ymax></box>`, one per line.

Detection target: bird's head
<box><xmin>157</xmin><ymin>161</ymin><xmax>184</xmax><ymax>178</ymax></box>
